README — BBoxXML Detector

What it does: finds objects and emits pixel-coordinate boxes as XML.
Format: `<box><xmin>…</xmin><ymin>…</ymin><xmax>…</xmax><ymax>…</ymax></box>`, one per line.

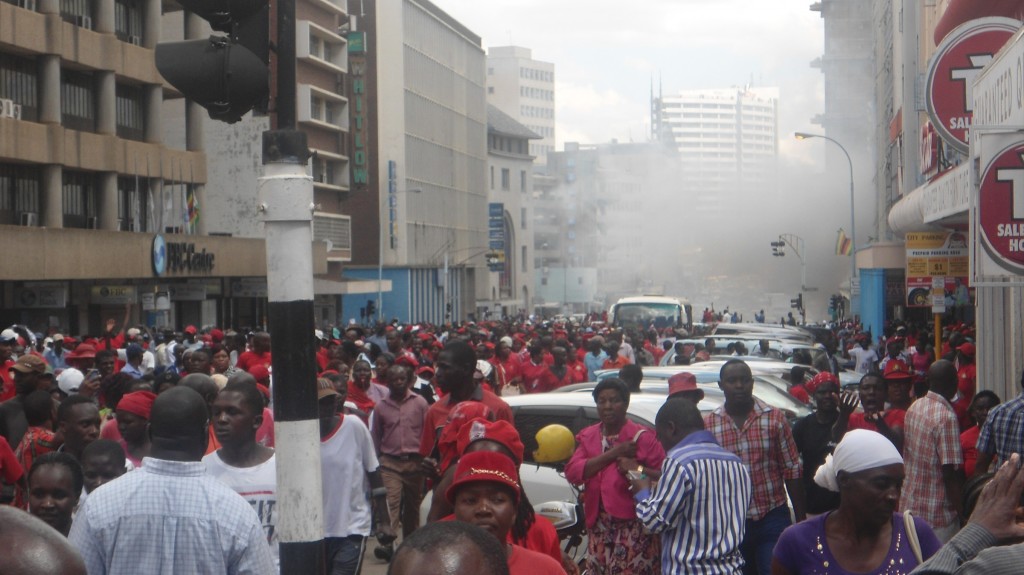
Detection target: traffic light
<box><xmin>771</xmin><ymin>240</ymin><xmax>785</xmax><ymax>257</ymax></box>
<box><xmin>155</xmin><ymin>1</ymin><xmax>270</xmax><ymax>124</ymax></box>
<box><xmin>366</xmin><ymin>299</ymin><xmax>376</xmax><ymax>319</ymax></box>
<box><xmin>790</xmin><ymin>293</ymin><xmax>803</xmax><ymax>310</ymax></box>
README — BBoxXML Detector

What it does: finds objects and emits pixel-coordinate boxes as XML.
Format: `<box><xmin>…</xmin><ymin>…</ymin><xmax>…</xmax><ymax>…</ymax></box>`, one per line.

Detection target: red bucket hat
<box><xmin>456</xmin><ymin>417</ymin><xmax>525</xmax><ymax>466</ymax></box>
<box><xmin>445</xmin><ymin>450</ymin><xmax>521</xmax><ymax>505</ymax></box>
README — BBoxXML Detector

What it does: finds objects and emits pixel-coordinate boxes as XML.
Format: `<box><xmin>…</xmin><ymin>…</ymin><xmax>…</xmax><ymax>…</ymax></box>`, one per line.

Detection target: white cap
<box><xmin>126</xmin><ymin>328</ymin><xmax>141</xmax><ymax>338</ymax></box>
<box><xmin>0</xmin><ymin>329</ymin><xmax>17</xmax><ymax>343</ymax></box>
<box><xmin>58</xmin><ymin>368</ymin><xmax>85</xmax><ymax>395</ymax></box>
<box><xmin>500</xmin><ymin>336</ymin><xmax>513</xmax><ymax>347</ymax></box>
<box><xmin>475</xmin><ymin>359</ymin><xmax>493</xmax><ymax>379</ymax></box>
<box><xmin>314</xmin><ymin>329</ymin><xmax>325</xmax><ymax>340</ymax></box>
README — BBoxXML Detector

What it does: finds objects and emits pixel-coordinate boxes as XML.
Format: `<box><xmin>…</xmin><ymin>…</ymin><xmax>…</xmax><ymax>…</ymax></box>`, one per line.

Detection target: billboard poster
<box><xmin>905</xmin><ymin>232</ymin><xmax>970</xmax><ymax>307</ymax></box>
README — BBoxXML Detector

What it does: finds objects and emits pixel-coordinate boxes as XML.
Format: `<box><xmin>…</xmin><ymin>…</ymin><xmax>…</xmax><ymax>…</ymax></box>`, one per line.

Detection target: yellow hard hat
<box><xmin>533</xmin><ymin>424</ymin><xmax>575</xmax><ymax>463</ymax></box>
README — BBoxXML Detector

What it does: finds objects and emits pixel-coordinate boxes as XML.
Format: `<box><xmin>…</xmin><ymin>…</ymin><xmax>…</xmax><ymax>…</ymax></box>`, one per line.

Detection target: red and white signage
<box><xmin>979</xmin><ymin>141</ymin><xmax>1024</xmax><ymax>274</ymax></box>
<box><xmin>920</xmin><ymin>120</ymin><xmax>938</xmax><ymax>178</ymax></box>
<box><xmin>925</xmin><ymin>17</ymin><xmax>1019</xmax><ymax>154</ymax></box>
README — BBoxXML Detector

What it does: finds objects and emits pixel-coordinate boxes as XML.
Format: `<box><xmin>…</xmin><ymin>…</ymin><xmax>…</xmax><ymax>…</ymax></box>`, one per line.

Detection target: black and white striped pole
<box><xmin>261</xmin><ymin>0</ymin><xmax>324</xmax><ymax>573</ymax></box>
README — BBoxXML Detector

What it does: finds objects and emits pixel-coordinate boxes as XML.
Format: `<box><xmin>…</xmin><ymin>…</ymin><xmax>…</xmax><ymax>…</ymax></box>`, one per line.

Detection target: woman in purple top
<box><xmin>771</xmin><ymin>429</ymin><xmax>941</xmax><ymax>575</ymax></box>
<box><xmin>565</xmin><ymin>377</ymin><xmax>665</xmax><ymax>575</ymax></box>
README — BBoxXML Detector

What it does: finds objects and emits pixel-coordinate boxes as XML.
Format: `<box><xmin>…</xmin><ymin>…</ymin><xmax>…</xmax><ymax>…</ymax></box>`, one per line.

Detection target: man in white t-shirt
<box><xmin>847</xmin><ymin>337</ymin><xmax>879</xmax><ymax>374</ymax></box>
<box><xmin>318</xmin><ymin>379</ymin><xmax>394</xmax><ymax>575</ymax></box>
<box><xmin>203</xmin><ymin>381</ymin><xmax>278</xmax><ymax>568</ymax></box>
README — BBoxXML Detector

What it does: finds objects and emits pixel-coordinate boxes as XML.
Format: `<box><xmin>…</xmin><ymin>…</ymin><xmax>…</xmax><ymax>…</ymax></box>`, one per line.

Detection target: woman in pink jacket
<box><xmin>565</xmin><ymin>377</ymin><xmax>665</xmax><ymax>575</ymax></box>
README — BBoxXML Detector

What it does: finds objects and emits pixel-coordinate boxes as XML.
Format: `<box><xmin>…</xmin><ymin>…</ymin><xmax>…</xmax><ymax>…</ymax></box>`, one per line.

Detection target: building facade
<box><xmin>482</xmin><ymin>105</ymin><xmax>537</xmax><ymax>319</ymax></box>
<box><xmin>654</xmin><ymin>86</ymin><xmax>779</xmax><ymax>217</ymax></box>
<box><xmin>339</xmin><ymin>0</ymin><xmax>487</xmax><ymax>324</ymax></box>
<box><xmin>486</xmin><ymin>46</ymin><xmax>556</xmax><ymax>162</ymax></box>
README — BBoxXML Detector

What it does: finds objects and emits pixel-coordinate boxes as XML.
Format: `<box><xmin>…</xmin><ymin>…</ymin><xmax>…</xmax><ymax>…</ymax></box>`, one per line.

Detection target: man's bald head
<box><xmin>0</xmin><ymin>507</ymin><xmax>86</xmax><ymax>575</ymax></box>
<box><xmin>179</xmin><ymin>373</ymin><xmax>219</xmax><ymax>407</ymax></box>
<box><xmin>928</xmin><ymin>359</ymin><xmax>959</xmax><ymax>400</ymax></box>
<box><xmin>149</xmin><ymin>386</ymin><xmax>209</xmax><ymax>461</ymax></box>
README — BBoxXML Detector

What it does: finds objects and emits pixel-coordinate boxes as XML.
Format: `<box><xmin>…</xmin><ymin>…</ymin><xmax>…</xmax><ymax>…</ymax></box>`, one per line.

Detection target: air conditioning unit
<box><xmin>76</xmin><ymin>16</ymin><xmax>92</xmax><ymax>30</ymax></box>
<box><xmin>0</xmin><ymin>99</ymin><xmax>22</xmax><ymax>120</ymax></box>
<box><xmin>128</xmin><ymin>35</ymin><xmax>141</xmax><ymax>46</ymax></box>
<box><xmin>19</xmin><ymin>212</ymin><xmax>38</xmax><ymax>227</ymax></box>
<box><xmin>17</xmin><ymin>0</ymin><xmax>37</xmax><ymax>10</ymax></box>
<box><xmin>86</xmin><ymin>217</ymin><xmax>99</xmax><ymax>229</ymax></box>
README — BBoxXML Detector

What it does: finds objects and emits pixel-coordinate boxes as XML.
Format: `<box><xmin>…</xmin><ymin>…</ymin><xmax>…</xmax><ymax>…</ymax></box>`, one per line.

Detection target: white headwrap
<box><xmin>813</xmin><ymin>429</ymin><xmax>903</xmax><ymax>492</ymax></box>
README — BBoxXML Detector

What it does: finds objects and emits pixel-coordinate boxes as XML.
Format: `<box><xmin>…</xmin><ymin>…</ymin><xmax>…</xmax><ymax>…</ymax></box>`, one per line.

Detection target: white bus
<box><xmin>609</xmin><ymin>296</ymin><xmax>690</xmax><ymax>331</ymax></box>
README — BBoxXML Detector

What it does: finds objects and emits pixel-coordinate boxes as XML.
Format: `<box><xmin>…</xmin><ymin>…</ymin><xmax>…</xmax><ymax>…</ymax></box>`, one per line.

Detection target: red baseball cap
<box><xmin>437</xmin><ymin>405</ymin><xmax>495</xmax><ymax>472</ymax></box>
<box><xmin>248</xmin><ymin>364</ymin><xmax>271</xmax><ymax>384</ymax></box>
<box><xmin>883</xmin><ymin>358</ymin><xmax>913</xmax><ymax>381</ymax></box>
<box><xmin>667</xmin><ymin>372</ymin><xmax>698</xmax><ymax>395</ymax></box>
<box><xmin>806</xmin><ymin>372</ymin><xmax>839</xmax><ymax>394</ymax></box>
<box><xmin>184</xmin><ymin>325</ymin><xmax>197</xmax><ymax>335</ymax></box>
<box><xmin>957</xmin><ymin>342</ymin><xmax>976</xmax><ymax>357</ymax></box>
<box><xmin>445</xmin><ymin>450</ymin><xmax>520</xmax><ymax>505</ymax></box>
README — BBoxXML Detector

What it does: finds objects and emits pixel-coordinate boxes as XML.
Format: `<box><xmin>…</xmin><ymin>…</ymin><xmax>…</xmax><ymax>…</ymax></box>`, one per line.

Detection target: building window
<box><xmin>521</xmin><ymin>246</ymin><xmax>527</xmax><ymax>272</ymax></box>
<box><xmin>117</xmin><ymin>176</ymin><xmax>149</xmax><ymax>231</ymax></box>
<box><xmin>61</xmin><ymin>70</ymin><xmax>96</xmax><ymax>132</ymax></box>
<box><xmin>60</xmin><ymin>0</ymin><xmax>93</xmax><ymax>28</ymax></box>
<box><xmin>521</xmin><ymin>207</ymin><xmax>527</xmax><ymax>229</ymax></box>
<box><xmin>62</xmin><ymin>170</ymin><xmax>97</xmax><ymax>228</ymax></box>
<box><xmin>114</xmin><ymin>0</ymin><xmax>143</xmax><ymax>42</ymax></box>
<box><xmin>520</xmin><ymin>170</ymin><xmax>527</xmax><ymax>192</ymax></box>
<box><xmin>501</xmin><ymin>168</ymin><xmax>510</xmax><ymax>191</ymax></box>
<box><xmin>0</xmin><ymin>53</ymin><xmax>38</xmax><ymax>122</ymax></box>
<box><xmin>541</xmin><ymin>277</ymin><xmax>548</xmax><ymax>286</ymax></box>
<box><xmin>490</xmin><ymin>166</ymin><xmax>494</xmax><ymax>190</ymax></box>
<box><xmin>0</xmin><ymin>163</ymin><xmax>41</xmax><ymax>226</ymax></box>
<box><xmin>488</xmin><ymin>86</ymin><xmax>494</xmax><ymax>94</ymax></box>
<box><xmin>116</xmin><ymin>83</ymin><xmax>145</xmax><ymax>141</ymax></box>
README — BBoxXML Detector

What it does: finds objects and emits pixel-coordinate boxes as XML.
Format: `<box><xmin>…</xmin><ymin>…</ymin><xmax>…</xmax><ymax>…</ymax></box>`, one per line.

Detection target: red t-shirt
<box><xmin>602</xmin><ymin>356</ymin><xmax>630</xmax><ymax>370</ymax></box>
<box><xmin>961</xmin><ymin>425</ymin><xmax>981</xmax><ymax>477</ymax></box>
<box><xmin>533</xmin><ymin>367</ymin><xmax>574</xmax><ymax>393</ymax></box>
<box><xmin>848</xmin><ymin>409</ymin><xmax>906</xmax><ymax>433</ymax></box>
<box><xmin>507</xmin><ymin>544</ymin><xmax>565</xmax><ymax>575</ymax></box>
<box><xmin>0</xmin><ymin>436</ymin><xmax>24</xmax><ymax>486</ymax></box>
<box><xmin>520</xmin><ymin>361</ymin><xmax>550</xmax><ymax>394</ymax></box>
<box><xmin>237</xmin><ymin>350</ymin><xmax>272</xmax><ymax>372</ymax></box>
<box><xmin>440</xmin><ymin>514</ymin><xmax>563</xmax><ymax>567</ymax></box>
<box><xmin>418</xmin><ymin>388</ymin><xmax>513</xmax><ymax>457</ymax></box>
<box><xmin>0</xmin><ymin>359</ymin><xmax>14</xmax><ymax>402</ymax></box>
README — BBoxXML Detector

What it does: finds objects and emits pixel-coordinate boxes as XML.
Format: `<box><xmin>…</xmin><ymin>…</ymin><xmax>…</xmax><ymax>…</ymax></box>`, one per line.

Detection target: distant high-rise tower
<box><xmin>654</xmin><ymin>86</ymin><xmax>779</xmax><ymax>215</ymax></box>
<box><xmin>486</xmin><ymin>46</ymin><xmax>555</xmax><ymax>162</ymax></box>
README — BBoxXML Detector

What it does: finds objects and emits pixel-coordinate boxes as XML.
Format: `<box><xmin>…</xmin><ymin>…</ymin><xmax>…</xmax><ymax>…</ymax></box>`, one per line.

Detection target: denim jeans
<box><xmin>326</xmin><ymin>535</ymin><xmax>367</xmax><ymax>575</ymax></box>
<box><xmin>741</xmin><ymin>505</ymin><xmax>792</xmax><ymax>575</ymax></box>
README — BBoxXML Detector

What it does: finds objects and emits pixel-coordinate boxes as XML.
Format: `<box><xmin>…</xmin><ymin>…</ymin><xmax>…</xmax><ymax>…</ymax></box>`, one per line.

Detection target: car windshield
<box><xmin>613</xmin><ymin>303</ymin><xmax>680</xmax><ymax>329</ymax></box>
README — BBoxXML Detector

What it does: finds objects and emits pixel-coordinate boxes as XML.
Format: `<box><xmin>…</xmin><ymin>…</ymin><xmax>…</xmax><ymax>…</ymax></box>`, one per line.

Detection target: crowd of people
<box><xmin>1</xmin><ymin>314</ymin><xmax>1023</xmax><ymax>575</ymax></box>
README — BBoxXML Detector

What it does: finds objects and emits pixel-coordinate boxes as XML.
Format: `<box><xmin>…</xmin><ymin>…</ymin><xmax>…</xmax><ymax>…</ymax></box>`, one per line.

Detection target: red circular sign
<box><xmin>926</xmin><ymin>18</ymin><xmax>1018</xmax><ymax>154</ymax></box>
<box><xmin>980</xmin><ymin>141</ymin><xmax>1024</xmax><ymax>274</ymax></box>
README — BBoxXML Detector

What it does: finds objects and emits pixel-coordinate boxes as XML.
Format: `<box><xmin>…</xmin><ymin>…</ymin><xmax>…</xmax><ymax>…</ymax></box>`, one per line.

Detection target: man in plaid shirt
<box><xmin>901</xmin><ymin>360</ymin><xmax>964</xmax><ymax>543</ymax></box>
<box><xmin>705</xmin><ymin>360</ymin><xmax>805</xmax><ymax>575</ymax></box>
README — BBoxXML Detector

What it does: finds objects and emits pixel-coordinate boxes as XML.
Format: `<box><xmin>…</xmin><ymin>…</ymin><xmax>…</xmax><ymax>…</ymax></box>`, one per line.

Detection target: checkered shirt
<box><xmin>704</xmin><ymin>398</ymin><xmax>801</xmax><ymax>520</ymax></box>
<box><xmin>900</xmin><ymin>391</ymin><xmax>963</xmax><ymax>529</ymax></box>
<box><xmin>976</xmin><ymin>391</ymin><xmax>1024</xmax><ymax>464</ymax></box>
<box><xmin>69</xmin><ymin>457</ymin><xmax>275</xmax><ymax>575</ymax></box>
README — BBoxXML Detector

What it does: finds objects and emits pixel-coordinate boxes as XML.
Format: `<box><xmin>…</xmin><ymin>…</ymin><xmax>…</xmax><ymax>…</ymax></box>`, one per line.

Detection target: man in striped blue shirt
<box><xmin>631</xmin><ymin>397</ymin><xmax>753</xmax><ymax>575</ymax></box>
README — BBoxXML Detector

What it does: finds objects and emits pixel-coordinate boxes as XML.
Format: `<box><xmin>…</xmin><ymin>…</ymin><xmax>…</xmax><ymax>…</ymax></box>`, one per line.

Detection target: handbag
<box><xmin>903</xmin><ymin>510</ymin><xmax>923</xmax><ymax>564</ymax></box>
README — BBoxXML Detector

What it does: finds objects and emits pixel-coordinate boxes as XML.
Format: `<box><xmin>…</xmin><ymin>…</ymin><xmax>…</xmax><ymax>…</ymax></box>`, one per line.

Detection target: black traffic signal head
<box><xmin>155</xmin><ymin>1</ymin><xmax>270</xmax><ymax>124</ymax></box>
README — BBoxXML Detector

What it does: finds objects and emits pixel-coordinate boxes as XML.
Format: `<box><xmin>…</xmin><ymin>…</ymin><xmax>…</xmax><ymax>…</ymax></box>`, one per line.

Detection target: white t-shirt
<box><xmin>848</xmin><ymin>347</ymin><xmax>879</xmax><ymax>374</ymax></box>
<box><xmin>320</xmin><ymin>415</ymin><xmax>379</xmax><ymax>538</ymax></box>
<box><xmin>203</xmin><ymin>451</ymin><xmax>279</xmax><ymax>568</ymax></box>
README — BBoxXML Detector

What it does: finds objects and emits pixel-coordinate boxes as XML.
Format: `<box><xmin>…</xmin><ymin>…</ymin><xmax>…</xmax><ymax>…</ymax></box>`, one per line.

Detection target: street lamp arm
<box><xmin>794</xmin><ymin>131</ymin><xmax>857</xmax><ymax>283</ymax></box>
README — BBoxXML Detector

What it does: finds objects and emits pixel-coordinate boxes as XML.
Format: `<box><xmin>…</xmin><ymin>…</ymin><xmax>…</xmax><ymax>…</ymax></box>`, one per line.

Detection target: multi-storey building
<box><xmin>482</xmin><ymin>105</ymin><xmax>537</xmax><ymax>319</ymax></box>
<box><xmin>0</xmin><ymin>1</ymin><xmax>333</xmax><ymax>333</ymax></box>
<box><xmin>486</xmin><ymin>46</ymin><xmax>555</xmax><ymax>162</ymax></box>
<box><xmin>339</xmin><ymin>0</ymin><xmax>487</xmax><ymax>324</ymax></box>
<box><xmin>654</xmin><ymin>87</ymin><xmax>779</xmax><ymax>217</ymax></box>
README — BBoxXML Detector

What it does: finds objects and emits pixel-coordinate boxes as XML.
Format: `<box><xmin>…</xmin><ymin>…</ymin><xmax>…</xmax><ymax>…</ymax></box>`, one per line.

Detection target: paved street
<box><xmin>361</xmin><ymin>545</ymin><xmax>389</xmax><ymax>575</ymax></box>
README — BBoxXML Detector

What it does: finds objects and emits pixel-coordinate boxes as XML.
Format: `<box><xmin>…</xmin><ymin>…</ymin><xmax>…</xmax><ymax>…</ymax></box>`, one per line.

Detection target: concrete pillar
<box><xmin>143</xmin><ymin>0</ymin><xmax>159</xmax><ymax>48</ymax></box>
<box><xmin>38</xmin><ymin>55</ymin><xmax>60</xmax><ymax>125</ymax></box>
<box><xmin>96</xmin><ymin>71</ymin><xmax>116</xmax><ymax>135</ymax></box>
<box><xmin>37</xmin><ymin>0</ymin><xmax>57</xmax><ymax>14</ymax></box>
<box><xmin>42</xmin><ymin>165</ymin><xmax>62</xmax><ymax>228</ymax></box>
<box><xmin>98</xmin><ymin>172</ymin><xmax>119</xmax><ymax>231</ymax></box>
<box><xmin>184</xmin><ymin>11</ymin><xmax>205</xmax><ymax>152</ymax></box>
<box><xmin>975</xmin><ymin>286</ymin><xmax>1024</xmax><ymax>400</ymax></box>
<box><xmin>150</xmin><ymin>178</ymin><xmax>163</xmax><ymax>233</ymax></box>
<box><xmin>145</xmin><ymin>85</ymin><xmax>162</xmax><ymax>143</ymax></box>
<box><xmin>94</xmin><ymin>0</ymin><xmax>114</xmax><ymax>34</ymax></box>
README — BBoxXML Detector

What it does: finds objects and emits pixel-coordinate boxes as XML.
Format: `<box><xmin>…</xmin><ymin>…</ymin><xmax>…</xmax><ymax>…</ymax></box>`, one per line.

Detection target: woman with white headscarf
<box><xmin>770</xmin><ymin>430</ymin><xmax>942</xmax><ymax>575</ymax></box>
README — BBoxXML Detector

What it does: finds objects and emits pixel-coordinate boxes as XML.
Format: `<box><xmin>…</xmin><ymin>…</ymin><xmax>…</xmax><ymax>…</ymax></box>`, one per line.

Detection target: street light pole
<box><xmin>794</xmin><ymin>132</ymin><xmax>857</xmax><ymax>292</ymax></box>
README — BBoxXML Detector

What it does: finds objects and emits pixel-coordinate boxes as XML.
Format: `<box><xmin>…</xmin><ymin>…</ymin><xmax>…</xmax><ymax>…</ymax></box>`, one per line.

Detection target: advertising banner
<box><xmin>905</xmin><ymin>232</ymin><xmax>970</xmax><ymax>307</ymax></box>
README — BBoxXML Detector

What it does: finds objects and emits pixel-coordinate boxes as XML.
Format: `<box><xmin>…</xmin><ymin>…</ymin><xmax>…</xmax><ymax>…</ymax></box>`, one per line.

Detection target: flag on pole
<box><xmin>836</xmin><ymin>228</ymin><xmax>852</xmax><ymax>256</ymax></box>
<box><xmin>187</xmin><ymin>186</ymin><xmax>199</xmax><ymax>234</ymax></box>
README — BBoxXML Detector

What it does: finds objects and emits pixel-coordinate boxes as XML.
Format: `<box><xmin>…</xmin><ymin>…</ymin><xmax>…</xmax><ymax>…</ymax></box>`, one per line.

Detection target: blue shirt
<box><xmin>634</xmin><ymin>430</ymin><xmax>752</xmax><ymax>575</ymax></box>
<box><xmin>69</xmin><ymin>457</ymin><xmax>275</xmax><ymax>575</ymax></box>
<box><xmin>583</xmin><ymin>351</ymin><xmax>608</xmax><ymax>381</ymax></box>
<box><xmin>976</xmin><ymin>391</ymin><xmax>1024</xmax><ymax>464</ymax></box>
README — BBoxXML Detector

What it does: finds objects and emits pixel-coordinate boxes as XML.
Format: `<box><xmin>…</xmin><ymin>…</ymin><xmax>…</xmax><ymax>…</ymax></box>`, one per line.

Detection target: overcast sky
<box><xmin>432</xmin><ymin>0</ymin><xmax>826</xmax><ymax>164</ymax></box>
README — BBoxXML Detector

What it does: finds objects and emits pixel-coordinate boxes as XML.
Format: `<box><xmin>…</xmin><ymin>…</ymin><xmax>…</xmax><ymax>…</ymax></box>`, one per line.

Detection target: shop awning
<box><xmin>935</xmin><ymin>0</ymin><xmax>1024</xmax><ymax>45</ymax></box>
<box><xmin>314</xmin><ymin>277</ymin><xmax>392</xmax><ymax>295</ymax></box>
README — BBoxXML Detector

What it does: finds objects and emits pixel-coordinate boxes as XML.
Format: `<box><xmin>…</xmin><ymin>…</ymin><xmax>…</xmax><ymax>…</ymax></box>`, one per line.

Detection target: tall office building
<box><xmin>487</xmin><ymin>46</ymin><xmax>555</xmax><ymax>161</ymax></box>
<box><xmin>654</xmin><ymin>86</ymin><xmax>779</xmax><ymax>216</ymax></box>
